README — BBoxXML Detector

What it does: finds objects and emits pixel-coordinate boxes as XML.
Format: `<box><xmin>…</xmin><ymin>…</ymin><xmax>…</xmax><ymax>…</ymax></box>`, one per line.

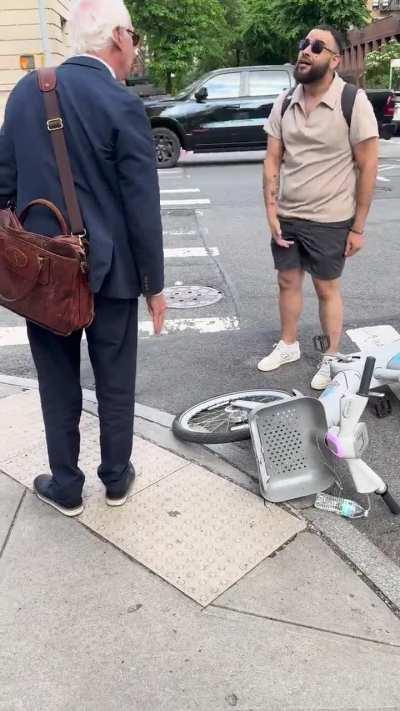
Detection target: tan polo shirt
<box><xmin>265</xmin><ymin>74</ymin><xmax>379</xmax><ymax>223</ymax></box>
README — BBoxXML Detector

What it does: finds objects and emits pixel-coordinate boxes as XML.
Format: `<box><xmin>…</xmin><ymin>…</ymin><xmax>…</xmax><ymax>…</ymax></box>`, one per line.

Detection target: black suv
<box><xmin>144</xmin><ymin>65</ymin><xmax>295</xmax><ymax>168</ymax></box>
<box><xmin>143</xmin><ymin>65</ymin><xmax>396</xmax><ymax>168</ymax></box>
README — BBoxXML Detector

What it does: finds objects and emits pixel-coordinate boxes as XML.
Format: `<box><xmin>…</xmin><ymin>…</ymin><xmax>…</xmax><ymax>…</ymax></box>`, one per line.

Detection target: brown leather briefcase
<box><xmin>0</xmin><ymin>68</ymin><xmax>94</xmax><ymax>336</ymax></box>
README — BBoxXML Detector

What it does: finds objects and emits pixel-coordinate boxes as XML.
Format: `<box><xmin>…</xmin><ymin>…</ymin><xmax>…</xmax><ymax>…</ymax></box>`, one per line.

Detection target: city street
<box><xmin>1</xmin><ymin>140</ymin><xmax>400</xmax><ymax>568</ymax></box>
<box><xmin>3</xmin><ymin>3</ymin><xmax>400</xmax><ymax>707</ymax></box>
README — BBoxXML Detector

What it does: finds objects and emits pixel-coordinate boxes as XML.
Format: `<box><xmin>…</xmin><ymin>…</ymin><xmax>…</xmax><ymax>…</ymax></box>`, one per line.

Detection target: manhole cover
<box><xmin>165</xmin><ymin>285</ymin><xmax>223</xmax><ymax>308</ymax></box>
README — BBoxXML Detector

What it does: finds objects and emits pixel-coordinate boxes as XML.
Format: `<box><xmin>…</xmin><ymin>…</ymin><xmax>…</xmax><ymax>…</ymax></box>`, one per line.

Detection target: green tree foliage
<box><xmin>218</xmin><ymin>0</ymin><xmax>249</xmax><ymax>67</ymax></box>
<box><xmin>128</xmin><ymin>0</ymin><xmax>228</xmax><ymax>91</ymax></box>
<box><xmin>243</xmin><ymin>0</ymin><xmax>291</xmax><ymax>65</ymax></box>
<box><xmin>270</xmin><ymin>0</ymin><xmax>370</xmax><ymax>41</ymax></box>
<box><xmin>240</xmin><ymin>0</ymin><xmax>370</xmax><ymax>65</ymax></box>
<box><xmin>365</xmin><ymin>40</ymin><xmax>400</xmax><ymax>89</ymax></box>
<box><xmin>128</xmin><ymin>0</ymin><xmax>371</xmax><ymax>91</ymax></box>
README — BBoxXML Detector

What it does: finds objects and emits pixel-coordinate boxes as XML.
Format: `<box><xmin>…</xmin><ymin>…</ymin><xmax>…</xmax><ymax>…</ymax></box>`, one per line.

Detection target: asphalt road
<box><xmin>1</xmin><ymin>141</ymin><xmax>400</xmax><ymax>566</ymax></box>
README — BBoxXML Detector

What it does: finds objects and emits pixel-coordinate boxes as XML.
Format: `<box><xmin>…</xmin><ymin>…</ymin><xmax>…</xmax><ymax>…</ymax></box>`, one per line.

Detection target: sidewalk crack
<box><xmin>0</xmin><ymin>488</ymin><xmax>26</xmax><ymax>560</ymax></box>
<box><xmin>210</xmin><ymin>603</ymin><xmax>400</xmax><ymax>650</ymax></box>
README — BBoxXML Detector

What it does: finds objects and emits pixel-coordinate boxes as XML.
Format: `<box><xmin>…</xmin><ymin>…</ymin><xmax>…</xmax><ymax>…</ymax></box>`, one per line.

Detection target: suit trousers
<box><xmin>27</xmin><ymin>294</ymin><xmax>138</xmax><ymax>505</ymax></box>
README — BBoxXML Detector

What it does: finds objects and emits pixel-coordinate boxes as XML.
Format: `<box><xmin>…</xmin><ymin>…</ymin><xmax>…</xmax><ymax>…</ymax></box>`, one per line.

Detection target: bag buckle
<box><xmin>47</xmin><ymin>117</ymin><xmax>64</xmax><ymax>132</ymax></box>
<box><xmin>74</xmin><ymin>230</ymin><xmax>89</xmax><ymax>272</ymax></box>
<box><xmin>72</xmin><ymin>228</ymin><xmax>87</xmax><ymax>244</ymax></box>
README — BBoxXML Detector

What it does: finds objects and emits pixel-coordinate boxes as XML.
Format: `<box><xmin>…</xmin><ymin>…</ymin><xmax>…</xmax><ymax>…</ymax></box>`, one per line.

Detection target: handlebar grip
<box><xmin>358</xmin><ymin>356</ymin><xmax>376</xmax><ymax>397</ymax></box>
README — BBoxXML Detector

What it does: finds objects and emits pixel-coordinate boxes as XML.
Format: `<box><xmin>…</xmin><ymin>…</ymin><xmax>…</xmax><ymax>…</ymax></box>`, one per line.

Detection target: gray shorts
<box><xmin>271</xmin><ymin>217</ymin><xmax>353</xmax><ymax>280</ymax></box>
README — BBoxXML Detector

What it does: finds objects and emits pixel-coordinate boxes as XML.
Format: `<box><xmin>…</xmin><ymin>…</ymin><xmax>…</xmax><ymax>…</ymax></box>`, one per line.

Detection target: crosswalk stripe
<box><xmin>161</xmin><ymin>198</ymin><xmax>210</xmax><ymax>207</ymax></box>
<box><xmin>164</xmin><ymin>247</ymin><xmax>219</xmax><ymax>258</ymax></box>
<box><xmin>0</xmin><ymin>314</ymin><xmax>239</xmax><ymax>347</ymax></box>
<box><xmin>158</xmin><ymin>169</ymin><xmax>183</xmax><ymax>175</ymax></box>
<box><xmin>163</xmin><ymin>230</ymin><xmax>197</xmax><ymax>237</ymax></box>
<box><xmin>160</xmin><ymin>188</ymin><xmax>200</xmax><ymax>194</ymax></box>
<box><xmin>139</xmin><ymin>317</ymin><xmax>239</xmax><ymax>337</ymax></box>
<box><xmin>0</xmin><ymin>327</ymin><xmax>27</xmax><ymax>347</ymax></box>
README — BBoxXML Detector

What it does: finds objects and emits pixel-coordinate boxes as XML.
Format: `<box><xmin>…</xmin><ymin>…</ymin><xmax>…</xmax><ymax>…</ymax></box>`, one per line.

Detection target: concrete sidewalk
<box><xmin>1</xmin><ymin>382</ymin><xmax>400</xmax><ymax>711</ymax></box>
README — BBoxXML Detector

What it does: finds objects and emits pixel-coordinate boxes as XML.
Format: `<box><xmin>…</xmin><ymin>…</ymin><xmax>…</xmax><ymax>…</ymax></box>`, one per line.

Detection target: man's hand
<box><xmin>345</xmin><ymin>230</ymin><xmax>364</xmax><ymax>257</ymax></box>
<box><xmin>268</xmin><ymin>213</ymin><xmax>294</xmax><ymax>249</ymax></box>
<box><xmin>146</xmin><ymin>292</ymin><xmax>167</xmax><ymax>335</ymax></box>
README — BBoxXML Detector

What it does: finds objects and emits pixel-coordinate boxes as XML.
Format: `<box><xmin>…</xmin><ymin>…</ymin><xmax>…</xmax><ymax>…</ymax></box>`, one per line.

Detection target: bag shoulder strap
<box><xmin>341</xmin><ymin>82</ymin><xmax>358</xmax><ymax>130</ymax></box>
<box><xmin>281</xmin><ymin>87</ymin><xmax>296</xmax><ymax>120</ymax></box>
<box><xmin>37</xmin><ymin>68</ymin><xmax>85</xmax><ymax>236</ymax></box>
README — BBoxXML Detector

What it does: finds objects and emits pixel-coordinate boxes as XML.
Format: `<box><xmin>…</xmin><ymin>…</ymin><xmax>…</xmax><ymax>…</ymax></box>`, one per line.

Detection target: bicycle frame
<box><xmin>318</xmin><ymin>341</ymin><xmax>400</xmax><ymax>512</ymax></box>
<box><xmin>319</xmin><ymin>341</ymin><xmax>400</xmax><ymax>428</ymax></box>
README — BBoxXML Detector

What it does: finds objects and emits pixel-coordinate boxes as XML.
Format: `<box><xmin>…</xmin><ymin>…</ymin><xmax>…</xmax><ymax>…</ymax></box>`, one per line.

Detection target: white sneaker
<box><xmin>257</xmin><ymin>340</ymin><xmax>301</xmax><ymax>372</ymax></box>
<box><xmin>311</xmin><ymin>355</ymin><xmax>337</xmax><ymax>390</ymax></box>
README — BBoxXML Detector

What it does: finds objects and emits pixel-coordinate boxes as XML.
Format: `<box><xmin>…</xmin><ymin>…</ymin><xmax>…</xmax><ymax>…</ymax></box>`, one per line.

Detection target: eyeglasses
<box><xmin>298</xmin><ymin>38</ymin><xmax>338</xmax><ymax>56</ymax></box>
<box><xmin>125</xmin><ymin>29</ymin><xmax>141</xmax><ymax>47</ymax></box>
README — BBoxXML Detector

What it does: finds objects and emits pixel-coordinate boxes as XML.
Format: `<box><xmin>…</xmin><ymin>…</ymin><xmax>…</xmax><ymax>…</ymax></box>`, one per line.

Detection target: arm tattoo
<box><xmin>264</xmin><ymin>172</ymin><xmax>280</xmax><ymax>207</ymax></box>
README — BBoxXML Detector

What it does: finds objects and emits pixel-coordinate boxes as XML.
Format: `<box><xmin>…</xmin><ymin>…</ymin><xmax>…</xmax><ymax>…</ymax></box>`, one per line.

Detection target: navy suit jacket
<box><xmin>0</xmin><ymin>56</ymin><xmax>164</xmax><ymax>298</ymax></box>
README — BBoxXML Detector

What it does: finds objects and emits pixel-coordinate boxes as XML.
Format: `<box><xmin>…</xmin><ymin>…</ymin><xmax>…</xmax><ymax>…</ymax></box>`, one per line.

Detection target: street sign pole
<box><xmin>38</xmin><ymin>0</ymin><xmax>51</xmax><ymax>67</ymax></box>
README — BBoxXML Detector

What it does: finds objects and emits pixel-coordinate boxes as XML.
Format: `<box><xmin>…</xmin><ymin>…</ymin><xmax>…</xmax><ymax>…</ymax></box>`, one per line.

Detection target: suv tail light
<box><xmin>384</xmin><ymin>93</ymin><xmax>395</xmax><ymax>118</ymax></box>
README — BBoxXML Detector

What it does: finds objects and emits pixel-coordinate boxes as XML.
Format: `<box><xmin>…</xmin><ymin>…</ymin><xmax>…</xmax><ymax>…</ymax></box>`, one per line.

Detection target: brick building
<box><xmin>342</xmin><ymin>0</ymin><xmax>400</xmax><ymax>84</ymax></box>
<box><xmin>0</xmin><ymin>1</ymin><xmax>145</xmax><ymax>122</ymax></box>
<box><xmin>0</xmin><ymin>1</ymin><xmax>71</xmax><ymax>120</ymax></box>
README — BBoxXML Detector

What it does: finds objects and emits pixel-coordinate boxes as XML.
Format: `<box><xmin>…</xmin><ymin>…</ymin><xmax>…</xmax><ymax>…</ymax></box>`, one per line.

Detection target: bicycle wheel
<box><xmin>172</xmin><ymin>389</ymin><xmax>292</xmax><ymax>444</ymax></box>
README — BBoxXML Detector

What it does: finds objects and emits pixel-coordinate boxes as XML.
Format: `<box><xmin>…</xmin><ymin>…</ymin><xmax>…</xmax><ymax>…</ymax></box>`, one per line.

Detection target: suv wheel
<box><xmin>152</xmin><ymin>127</ymin><xmax>181</xmax><ymax>169</ymax></box>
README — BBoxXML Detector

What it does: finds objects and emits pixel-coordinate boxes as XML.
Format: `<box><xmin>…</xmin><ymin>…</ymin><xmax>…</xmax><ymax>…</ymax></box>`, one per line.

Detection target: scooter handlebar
<box><xmin>358</xmin><ymin>357</ymin><xmax>376</xmax><ymax>397</ymax></box>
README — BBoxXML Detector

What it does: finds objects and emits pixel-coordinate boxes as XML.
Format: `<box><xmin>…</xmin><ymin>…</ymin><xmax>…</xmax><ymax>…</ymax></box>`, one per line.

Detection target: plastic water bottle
<box><xmin>315</xmin><ymin>493</ymin><xmax>368</xmax><ymax>519</ymax></box>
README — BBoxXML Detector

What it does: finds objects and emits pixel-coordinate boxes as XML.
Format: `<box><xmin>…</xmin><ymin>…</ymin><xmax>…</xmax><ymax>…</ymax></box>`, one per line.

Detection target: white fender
<box><xmin>347</xmin><ymin>459</ymin><xmax>386</xmax><ymax>494</ymax></box>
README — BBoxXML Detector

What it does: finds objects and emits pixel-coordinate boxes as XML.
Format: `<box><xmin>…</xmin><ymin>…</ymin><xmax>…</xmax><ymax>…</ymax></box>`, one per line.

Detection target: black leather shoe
<box><xmin>33</xmin><ymin>475</ymin><xmax>84</xmax><ymax>517</ymax></box>
<box><xmin>105</xmin><ymin>464</ymin><xmax>136</xmax><ymax>507</ymax></box>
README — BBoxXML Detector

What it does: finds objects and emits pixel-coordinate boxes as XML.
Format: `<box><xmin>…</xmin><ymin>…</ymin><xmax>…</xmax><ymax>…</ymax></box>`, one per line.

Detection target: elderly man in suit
<box><xmin>0</xmin><ymin>0</ymin><xmax>166</xmax><ymax>516</ymax></box>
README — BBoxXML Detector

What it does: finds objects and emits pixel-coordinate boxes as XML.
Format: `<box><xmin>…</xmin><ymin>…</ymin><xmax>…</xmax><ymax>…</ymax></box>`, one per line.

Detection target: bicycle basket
<box><xmin>249</xmin><ymin>397</ymin><xmax>335</xmax><ymax>503</ymax></box>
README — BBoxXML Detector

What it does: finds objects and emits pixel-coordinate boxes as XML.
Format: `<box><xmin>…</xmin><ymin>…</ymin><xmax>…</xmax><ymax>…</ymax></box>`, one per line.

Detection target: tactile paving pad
<box><xmin>0</xmin><ymin>390</ymin><xmax>305</xmax><ymax>605</ymax></box>
<box><xmin>0</xmin><ymin>391</ymin><xmax>185</xmax><ymax>495</ymax></box>
<box><xmin>81</xmin><ymin>464</ymin><xmax>305</xmax><ymax>605</ymax></box>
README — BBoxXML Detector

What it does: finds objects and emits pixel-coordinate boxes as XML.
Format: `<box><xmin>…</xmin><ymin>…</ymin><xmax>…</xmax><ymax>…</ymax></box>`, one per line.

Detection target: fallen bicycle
<box><xmin>172</xmin><ymin>342</ymin><xmax>400</xmax><ymax>516</ymax></box>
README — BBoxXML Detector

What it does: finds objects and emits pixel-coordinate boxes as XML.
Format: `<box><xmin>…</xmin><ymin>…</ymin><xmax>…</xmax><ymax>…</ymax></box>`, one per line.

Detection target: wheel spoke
<box><xmin>192</xmin><ymin>411</ymin><xmax>230</xmax><ymax>431</ymax></box>
<box><xmin>188</xmin><ymin>394</ymin><xmax>278</xmax><ymax>433</ymax></box>
<box><xmin>174</xmin><ymin>390</ymin><xmax>292</xmax><ymax>444</ymax></box>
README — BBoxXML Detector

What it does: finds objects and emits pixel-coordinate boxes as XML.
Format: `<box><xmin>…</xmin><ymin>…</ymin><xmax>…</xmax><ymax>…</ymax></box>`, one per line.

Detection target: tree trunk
<box><xmin>166</xmin><ymin>70</ymin><xmax>172</xmax><ymax>93</ymax></box>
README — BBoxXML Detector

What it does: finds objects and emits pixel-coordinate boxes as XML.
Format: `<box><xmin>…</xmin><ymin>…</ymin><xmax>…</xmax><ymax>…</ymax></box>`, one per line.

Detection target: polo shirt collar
<box><xmin>320</xmin><ymin>73</ymin><xmax>343</xmax><ymax>109</ymax></box>
<box><xmin>290</xmin><ymin>73</ymin><xmax>343</xmax><ymax>111</ymax></box>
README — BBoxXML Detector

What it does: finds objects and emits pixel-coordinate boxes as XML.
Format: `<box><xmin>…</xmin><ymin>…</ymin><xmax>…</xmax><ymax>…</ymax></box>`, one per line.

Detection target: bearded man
<box><xmin>258</xmin><ymin>25</ymin><xmax>378</xmax><ymax>389</ymax></box>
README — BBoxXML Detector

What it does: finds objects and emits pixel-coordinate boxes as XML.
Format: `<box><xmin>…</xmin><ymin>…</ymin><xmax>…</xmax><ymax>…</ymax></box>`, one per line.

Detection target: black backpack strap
<box><xmin>281</xmin><ymin>83</ymin><xmax>357</xmax><ymax>127</ymax></box>
<box><xmin>281</xmin><ymin>87</ymin><xmax>296</xmax><ymax>119</ymax></box>
<box><xmin>341</xmin><ymin>82</ymin><xmax>358</xmax><ymax>129</ymax></box>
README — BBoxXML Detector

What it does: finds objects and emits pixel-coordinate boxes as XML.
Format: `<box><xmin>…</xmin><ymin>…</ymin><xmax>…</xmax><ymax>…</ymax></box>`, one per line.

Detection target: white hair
<box><xmin>68</xmin><ymin>0</ymin><xmax>132</xmax><ymax>54</ymax></box>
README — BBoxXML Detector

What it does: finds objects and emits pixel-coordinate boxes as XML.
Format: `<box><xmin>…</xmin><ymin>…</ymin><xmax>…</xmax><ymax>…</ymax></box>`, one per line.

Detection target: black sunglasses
<box><xmin>125</xmin><ymin>29</ymin><xmax>141</xmax><ymax>47</ymax></box>
<box><xmin>298</xmin><ymin>38</ymin><xmax>337</xmax><ymax>56</ymax></box>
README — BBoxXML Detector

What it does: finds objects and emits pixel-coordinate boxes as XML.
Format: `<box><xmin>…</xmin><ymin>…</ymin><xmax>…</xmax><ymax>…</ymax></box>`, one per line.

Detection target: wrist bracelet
<box><xmin>350</xmin><ymin>227</ymin><xmax>363</xmax><ymax>235</ymax></box>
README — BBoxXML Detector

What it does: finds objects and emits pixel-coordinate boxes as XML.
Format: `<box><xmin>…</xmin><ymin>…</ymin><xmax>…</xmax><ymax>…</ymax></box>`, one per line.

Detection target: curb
<box><xmin>1</xmin><ymin>372</ymin><xmax>399</xmax><ymax>613</ymax></box>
